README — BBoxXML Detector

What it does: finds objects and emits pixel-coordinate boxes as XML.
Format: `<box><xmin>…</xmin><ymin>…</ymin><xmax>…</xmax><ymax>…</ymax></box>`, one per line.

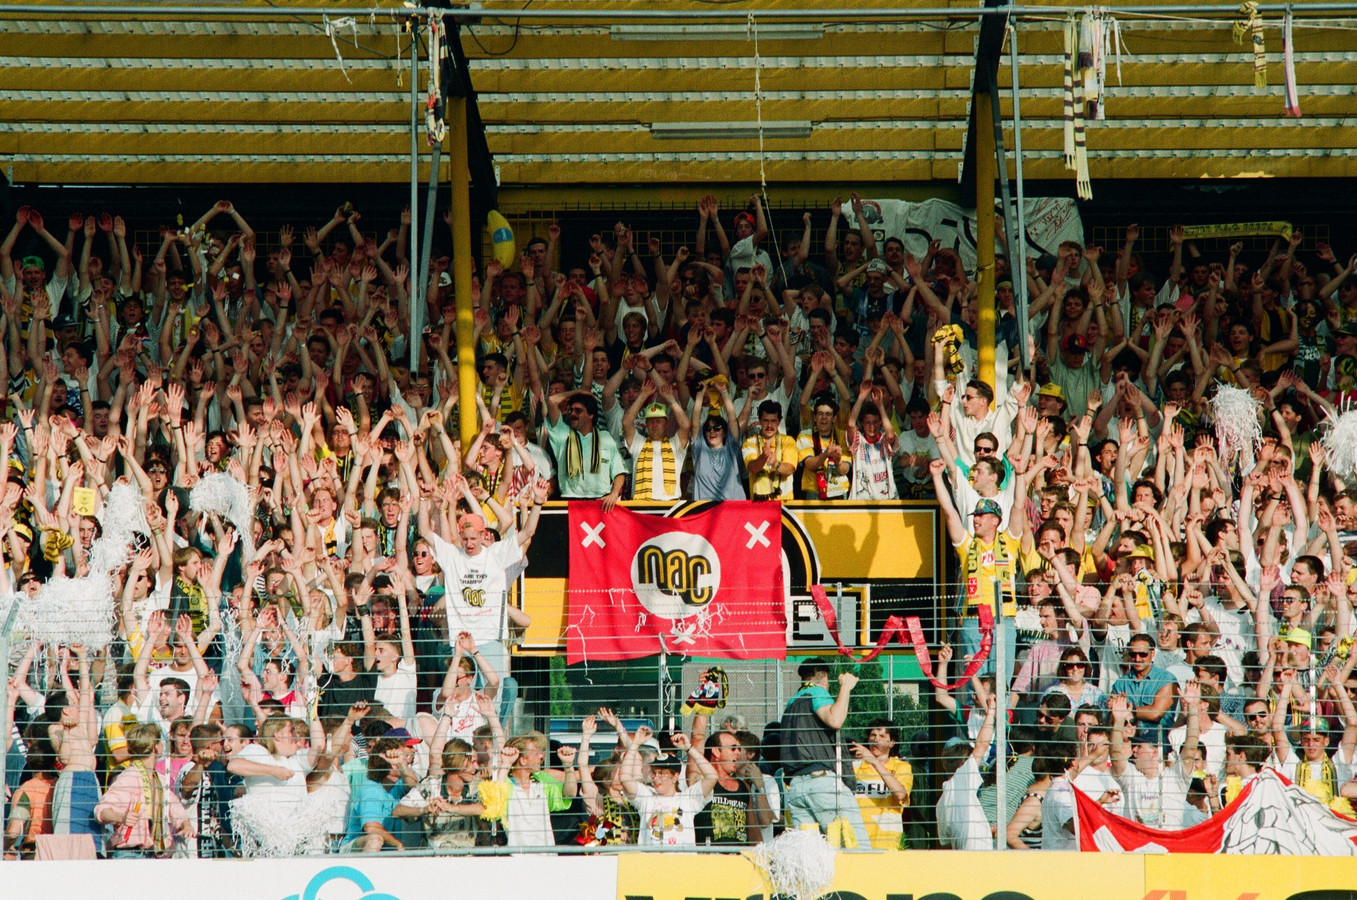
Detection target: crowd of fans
<box><xmin>2</xmin><ymin>193</ymin><xmax>1357</xmax><ymax>858</ymax></box>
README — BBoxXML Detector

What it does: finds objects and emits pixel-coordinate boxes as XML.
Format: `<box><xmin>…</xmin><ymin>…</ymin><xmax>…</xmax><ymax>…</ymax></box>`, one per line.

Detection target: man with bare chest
<box><xmin>48</xmin><ymin>645</ymin><xmax>103</xmax><ymax>838</ymax></box>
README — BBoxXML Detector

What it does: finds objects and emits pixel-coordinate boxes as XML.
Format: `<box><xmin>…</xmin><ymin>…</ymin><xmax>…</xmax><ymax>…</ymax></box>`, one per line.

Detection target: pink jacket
<box><xmin>94</xmin><ymin>765</ymin><xmax>190</xmax><ymax>850</ymax></box>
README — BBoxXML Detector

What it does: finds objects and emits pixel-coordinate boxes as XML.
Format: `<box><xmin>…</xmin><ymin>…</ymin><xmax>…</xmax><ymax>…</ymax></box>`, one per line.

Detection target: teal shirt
<box><xmin>545</xmin><ymin>416</ymin><xmax>626</xmax><ymax>499</ymax></box>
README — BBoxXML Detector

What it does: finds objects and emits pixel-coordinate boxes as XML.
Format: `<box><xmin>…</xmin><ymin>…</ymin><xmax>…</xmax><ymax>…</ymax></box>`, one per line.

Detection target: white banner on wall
<box><xmin>842</xmin><ymin>197</ymin><xmax>1086</xmax><ymax>275</ymax></box>
<box><xmin>0</xmin><ymin>857</ymin><xmax>620</xmax><ymax>900</ymax></box>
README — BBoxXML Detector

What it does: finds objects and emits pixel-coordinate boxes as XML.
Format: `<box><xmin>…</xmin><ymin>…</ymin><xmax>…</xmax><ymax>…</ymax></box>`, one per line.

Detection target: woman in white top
<box><xmin>1042</xmin><ymin>647</ymin><xmax>1104</xmax><ymax>711</ymax></box>
<box><xmin>226</xmin><ymin>715</ymin><xmax>326</xmax><ymax>814</ymax></box>
<box><xmin>413</xmin><ymin>632</ymin><xmax>500</xmax><ymax>746</ymax></box>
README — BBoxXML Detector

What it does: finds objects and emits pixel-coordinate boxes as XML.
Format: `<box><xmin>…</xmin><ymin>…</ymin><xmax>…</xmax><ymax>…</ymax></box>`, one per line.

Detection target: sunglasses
<box><xmin>1126</xmin><ymin>649</ymin><xmax>1151</xmax><ymax>658</ymax></box>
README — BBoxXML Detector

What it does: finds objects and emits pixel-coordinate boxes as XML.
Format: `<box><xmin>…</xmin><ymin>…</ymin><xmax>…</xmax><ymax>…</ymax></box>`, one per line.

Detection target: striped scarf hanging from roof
<box><xmin>1062</xmin><ymin>18</ymin><xmax>1092</xmax><ymax>200</ymax></box>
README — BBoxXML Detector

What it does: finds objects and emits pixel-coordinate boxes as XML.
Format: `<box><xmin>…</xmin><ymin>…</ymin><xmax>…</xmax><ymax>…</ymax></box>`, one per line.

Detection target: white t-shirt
<box><xmin>1169</xmin><ymin>720</ymin><xmax>1227</xmax><ymax>777</ymax></box>
<box><xmin>849</xmin><ymin>431</ymin><xmax>897</xmax><ymax>500</ymax></box>
<box><xmin>439</xmin><ymin>693</ymin><xmax>488</xmax><ymax>744</ymax></box>
<box><xmin>1187</xmin><ymin>598</ymin><xmax>1254</xmax><ymax>687</ymax></box>
<box><xmin>1074</xmin><ymin>765</ymin><xmax>1125</xmax><ymax>818</ymax></box>
<box><xmin>936</xmin><ymin>756</ymin><xmax>991</xmax><ymax>850</ymax></box>
<box><xmin>632</xmin><ymin>782</ymin><xmax>710</xmax><ymax>847</ymax></box>
<box><xmin>896</xmin><ymin>430</ymin><xmax>938</xmax><ymax>486</ymax></box>
<box><xmin>374</xmin><ymin>659</ymin><xmax>418</xmax><ymax>722</ymax></box>
<box><xmin>1041</xmin><ymin>777</ymin><xmax>1078</xmax><ymax>850</ymax></box>
<box><xmin>504</xmin><ymin>778</ymin><xmax>556</xmax><ymax>848</ymax></box>
<box><xmin>235</xmin><ymin>743</ymin><xmax>313</xmax><ymax>812</ymax></box>
<box><xmin>1117</xmin><ymin>762</ymin><xmax>1191</xmax><ymax>829</ymax></box>
<box><xmin>429</xmin><ymin>531</ymin><xmax>523</xmax><ymax>645</ymax></box>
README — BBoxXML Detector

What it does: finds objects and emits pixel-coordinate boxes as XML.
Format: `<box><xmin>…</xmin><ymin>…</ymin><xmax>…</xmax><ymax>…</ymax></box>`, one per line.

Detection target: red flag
<box><xmin>567</xmin><ymin>501</ymin><xmax>786</xmax><ymax>664</ymax></box>
<box><xmin>1074</xmin><ymin>768</ymin><xmax>1357</xmax><ymax>854</ymax></box>
<box><xmin>1074</xmin><ymin>777</ymin><xmax>1245</xmax><ymax>853</ymax></box>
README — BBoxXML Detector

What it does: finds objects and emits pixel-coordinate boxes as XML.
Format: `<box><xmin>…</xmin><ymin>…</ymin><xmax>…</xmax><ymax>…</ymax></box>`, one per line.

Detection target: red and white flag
<box><xmin>1076</xmin><ymin>768</ymin><xmax>1357</xmax><ymax>854</ymax></box>
<box><xmin>566</xmin><ymin>502</ymin><xmax>786</xmax><ymax>664</ymax></box>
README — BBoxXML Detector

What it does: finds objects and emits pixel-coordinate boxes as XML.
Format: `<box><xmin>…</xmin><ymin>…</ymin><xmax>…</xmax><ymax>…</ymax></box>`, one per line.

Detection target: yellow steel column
<box><xmin>974</xmin><ymin>91</ymin><xmax>997</xmax><ymax>391</ymax></box>
<box><xmin>449</xmin><ymin>96</ymin><xmax>478</xmax><ymax>450</ymax></box>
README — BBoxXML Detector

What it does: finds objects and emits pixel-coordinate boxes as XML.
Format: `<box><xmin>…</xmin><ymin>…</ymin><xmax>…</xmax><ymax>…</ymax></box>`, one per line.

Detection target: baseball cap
<box><xmin>11</xmin><ymin>522</ymin><xmax>33</xmax><ymax>542</ymax></box>
<box><xmin>733</xmin><ymin>211</ymin><xmax>754</xmax><ymax>229</ymax></box>
<box><xmin>972</xmin><ymin>498</ymin><xmax>1003</xmax><ymax>519</ymax></box>
<box><xmin>1336</xmin><ymin>323</ymin><xmax>1357</xmax><ymax>338</ymax></box>
<box><xmin>996</xmin><ymin>280</ymin><xmax>1014</xmax><ymax>291</ymax></box>
<box><xmin>383</xmin><ymin>727</ymin><xmax>422</xmax><ymax>747</ymax></box>
<box><xmin>457</xmin><ymin>513</ymin><xmax>486</xmax><ymax>533</ymax></box>
<box><xmin>643</xmin><ymin>402</ymin><xmax>668</xmax><ymax>420</ymax></box>
<box><xmin>650</xmin><ymin>752</ymin><xmax>683</xmax><ymax>772</ymax></box>
<box><xmin>20</xmin><ymin>255</ymin><xmax>45</xmax><ymax>272</ymax></box>
<box><xmin>1061</xmin><ymin>334</ymin><xmax>1088</xmax><ymax>353</ymax></box>
<box><xmin>865</xmin><ymin>258</ymin><xmax>891</xmax><ymax>276</ymax></box>
<box><xmin>1281</xmin><ymin>626</ymin><xmax>1312</xmax><ymax>649</ymax></box>
<box><xmin>1127</xmin><ymin>544</ymin><xmax>1156</xmax><ymax>561</ymax></box>
<box><xmin>1036</xmin><ymin>383</ymin><xmax>1066</xmax><ymax>402</ymax></box>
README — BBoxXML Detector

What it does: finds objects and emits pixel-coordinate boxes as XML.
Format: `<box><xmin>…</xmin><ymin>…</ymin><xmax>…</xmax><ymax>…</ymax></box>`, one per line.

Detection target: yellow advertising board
<box><xmin>616</xmin><ymin>851</ymin><xmax>1357</xmax><ymax>900</ymax></box>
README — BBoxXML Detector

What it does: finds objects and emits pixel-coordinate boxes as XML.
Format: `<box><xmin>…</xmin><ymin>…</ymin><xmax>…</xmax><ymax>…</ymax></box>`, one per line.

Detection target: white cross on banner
<box><xmin>580</xmin><ymin>521</ymin><xmax>606</xmax><ymax>548</ymax></box>
<box><xmin>744</xmin><ymin>521</ymin><xmax>771</xmax><ymax>549</ymax></box>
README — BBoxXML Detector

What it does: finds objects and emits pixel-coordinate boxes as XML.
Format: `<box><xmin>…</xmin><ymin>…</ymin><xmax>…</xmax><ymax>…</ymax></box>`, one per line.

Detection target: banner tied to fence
<box><xmin>566</xmin><ymin>502</ymin><xmax>786</xmax><ymax>664</ymax></box>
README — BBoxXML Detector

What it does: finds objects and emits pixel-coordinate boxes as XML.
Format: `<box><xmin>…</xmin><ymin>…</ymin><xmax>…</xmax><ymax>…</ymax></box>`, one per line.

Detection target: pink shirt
<box><xmin>94</xmin><ymin>764</ymin><xmax>190</xmax><ymax>851</ymax></box>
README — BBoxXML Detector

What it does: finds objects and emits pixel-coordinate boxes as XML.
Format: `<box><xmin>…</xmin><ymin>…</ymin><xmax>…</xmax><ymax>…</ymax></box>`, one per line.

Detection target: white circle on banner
<box><xmin>630</xmin><ymin>532</ymin><xmax>722</xmax><ymax>619</ymax></box>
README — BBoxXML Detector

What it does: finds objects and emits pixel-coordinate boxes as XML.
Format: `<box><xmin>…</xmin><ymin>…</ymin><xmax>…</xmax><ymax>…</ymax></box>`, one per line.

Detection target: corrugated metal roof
<box><xmin>2</xmin><ymin>0</ymin><xmax>1355</xmax><ymax>186</ymax></box>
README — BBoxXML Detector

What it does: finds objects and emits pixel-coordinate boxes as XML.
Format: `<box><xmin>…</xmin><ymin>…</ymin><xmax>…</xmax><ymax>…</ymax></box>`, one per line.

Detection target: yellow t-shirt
<box><xmin>854</xmin><ymin>756</ymin><xmax>913</xmax><ymax>850</ymax></box>
<box><xmin>956</xmin><ymin>532</ymin><xmax>1021</xmax><ymax>616</ymax></box>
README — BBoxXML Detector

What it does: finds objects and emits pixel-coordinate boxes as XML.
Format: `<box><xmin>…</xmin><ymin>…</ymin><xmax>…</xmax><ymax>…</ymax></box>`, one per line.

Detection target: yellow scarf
<box><xmin>633</xmin><ymin>439</ymin><xmax>678</xmax><ymax>500</ymax></box>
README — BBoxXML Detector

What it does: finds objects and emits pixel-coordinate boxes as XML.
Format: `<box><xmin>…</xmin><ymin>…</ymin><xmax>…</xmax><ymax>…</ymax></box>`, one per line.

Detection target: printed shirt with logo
<box><xmin>428</xmin><ymin>529</ymin><xmax>522</xmax><ymax>645</ymax></box>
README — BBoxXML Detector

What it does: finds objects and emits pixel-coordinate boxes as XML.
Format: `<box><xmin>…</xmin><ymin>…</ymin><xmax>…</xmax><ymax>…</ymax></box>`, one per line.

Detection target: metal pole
<box><xmin>986</xmin><ymin>61</ymin><xmax>1021</xmax><ymax>372</ymax></box>
<box><xmin>1007</xmin><ymin>15</ymin><xmax>1032</xmax><ymax>370</ymax></box>
<box><xmin>0</xmin><ymin>602</ymin><xmax>21</xmax><ymax>804</ymax></box>
<box><xmin>418</xmin><ymin>142</ymin><xmax>442</xmax><ymax>338</ymax></box>
<box><xmin>449</xmin><ymin>95</ymin><xmax>479</xmax><ymax>451</ymax></box>
<box><xmin>974</xmin><ymin>89</ymin><xmax>998</xmax><ymax>390</ymax></box>
<box><xmin>993</xmin><ymin>580</ymin><xmax>1008</xmax><ymax>851</ymax></box>
<box><xmin>408</xmin><ymin>22</ymin><xmax>422</xmax><ymax>371</ymax></box>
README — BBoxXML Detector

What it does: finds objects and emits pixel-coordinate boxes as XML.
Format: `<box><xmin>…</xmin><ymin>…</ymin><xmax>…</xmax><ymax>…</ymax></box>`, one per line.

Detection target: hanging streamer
<box><xmin>1283</xmin><ymin>8</ymin><xmax>1302</xmax><ymax>117</ymax></box>
<box><xmin>746</xmin><ymin>13</ymin><xmax>791</xmax><ymax>290</ymax></box>
<box><xmin>1062</xmin><ymin>18</ymin><xmax>1093</xmax><ymax>200</ymax></box>
<box><xmin>426</xmin><ymin>12</ymin><xmax>448</xmax><ymax>145</ymax></box>
<box><xmin>808</xmin><ymin>586</ymin><xmax>992</xmax><ymax>687</ymax></box>
<box><xmin>1234</xmin><ymin>2</ymin><xmax>1267</xmax><ymax>89</ymax></box>
<box><xmin>322</xmin><ymin>15</ymin><xmax>359</xmax><ymax>84</ymax></box>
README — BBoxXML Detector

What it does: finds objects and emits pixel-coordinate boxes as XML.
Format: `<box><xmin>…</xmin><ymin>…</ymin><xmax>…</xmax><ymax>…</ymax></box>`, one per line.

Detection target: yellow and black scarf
<box><xmin>174</xmin><ymin>576</ymin><xmax>208</xmax><ymax>635</ymax></box>
<box><xmin>633</xmin><ymin>439</ymin><xmax>678</xmax><ymax>500</ymax></box>
<box><xmin>564</xmin><ymin>428</ymin><xmax>602</xmax><ymax>480</ymax></box>
<box><xmin>134</xmin><ymin>761</ymin><xmax>167</xmax><ymax>852</ymax></box>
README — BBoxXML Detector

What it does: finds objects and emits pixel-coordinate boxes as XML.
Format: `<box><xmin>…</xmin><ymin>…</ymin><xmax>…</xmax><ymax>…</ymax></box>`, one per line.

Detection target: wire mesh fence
<box><xmin>10</xmin><ymin>567</ymin><xmax>1346</xmax><ymax>860</ymax></box>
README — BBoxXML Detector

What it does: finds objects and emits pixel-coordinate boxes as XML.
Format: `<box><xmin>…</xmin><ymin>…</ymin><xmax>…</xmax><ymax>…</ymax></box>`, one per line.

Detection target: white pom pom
<box><xmin>191</xmin><ymin>473</ymin><xmax>255</xmax><ymax>556</ymax></box>
<box><xmin>89</xmin><ymin>481</ymin><xmax>151</xmax><ymax>573</ymax></box>
<box><xmin>28</xmin><ymin>483</ymin><xmax>150</xmax><ymax>650</ymax></box>
<box><xmin>28</xmin><ymin>574</ymin><xmax>117</xmax><ymax>650</ymax></box>
<box><xmin>230</xmin><ymin>792</ymin><xmax>338</xmax><ymax>858</ymax></box>
<box><xmin>97</xmin><ymin>482</ymin><xmax>150</xmax><ymax>543</ymax></box>
<box><xmin>753</xmin><ymin>828</ymin><xmax>838</xmax><ymax>900</ymax></box>
<box><xmin>1210</xmin><ymin>383</ymin><xmax>1262</xmax><ymax>464</ymax></box>
<box><xmin>1322</xmin><ymin>406</ymin><xmax>1357</xmax><ymax>479</ymax></box>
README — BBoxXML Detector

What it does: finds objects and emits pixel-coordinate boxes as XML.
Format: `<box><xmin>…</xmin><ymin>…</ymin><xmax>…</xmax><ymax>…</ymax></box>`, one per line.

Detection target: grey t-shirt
<box><xmin>690</xmin><ymin>424</ymin><xmax>746</xmax><ymax>501</ymax></box>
